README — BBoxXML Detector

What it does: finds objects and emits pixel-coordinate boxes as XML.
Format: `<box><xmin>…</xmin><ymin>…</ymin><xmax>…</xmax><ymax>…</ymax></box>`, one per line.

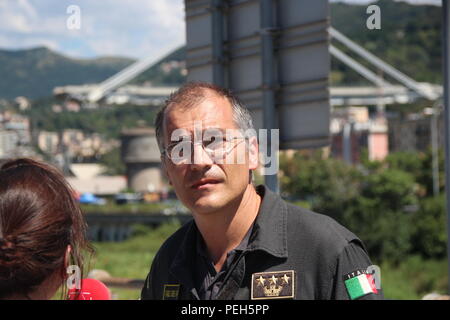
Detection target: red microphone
<box><xmin>67</xmin><ymin>278</ymin><xmax>112</xmax><ymax>300</ymax></box>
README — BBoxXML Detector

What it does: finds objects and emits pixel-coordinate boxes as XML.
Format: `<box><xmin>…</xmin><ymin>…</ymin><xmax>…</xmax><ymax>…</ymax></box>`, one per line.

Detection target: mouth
<box><xmin>190</xmin><ymin>178</ymin><xmax>222</xmax><ymax>190</ymax></box>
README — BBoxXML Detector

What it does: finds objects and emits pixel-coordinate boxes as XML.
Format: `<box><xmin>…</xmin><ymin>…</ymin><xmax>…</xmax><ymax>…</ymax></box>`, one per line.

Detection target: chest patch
<box><xmin>251</xmin><ymin>270</ymin><xmax>295</xmax><ymax>300</ymax></box>
<box><xmin>163</xmin><ymin>284</ymin><xmax>180</xmax><ymax>300</ymax></box>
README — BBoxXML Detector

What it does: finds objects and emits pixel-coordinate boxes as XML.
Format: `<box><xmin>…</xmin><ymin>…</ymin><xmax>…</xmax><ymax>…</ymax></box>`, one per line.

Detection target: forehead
<box><xmin>164</xmin><ymin>93</ymin><xmax>237</xmax><ymax>134</ymax></box>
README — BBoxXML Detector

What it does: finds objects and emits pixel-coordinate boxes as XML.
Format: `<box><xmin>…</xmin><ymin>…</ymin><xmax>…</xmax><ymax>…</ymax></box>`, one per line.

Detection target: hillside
<box><xmin>134</xmin><ymin>0</ymin><xmax>443</xmax><ymax>87</ymax></box>
<box><xmin>0</xmin><ymin>47</ymin><xmax>134</xmax><ymax>99</ymax></box>
<box><xmin>0</xmin><ymin>0</ymin><xmax>442</xmax><ymax>100</ymax></box>
<box><xmin>130</xmin><ymin>46</ymin><xmax>186</xmax><ymax>86</ymax></box>
<box><xmin>330</xmin><ymin>0</ymin><xmax>441</xmax><ymax>85</ymax></box>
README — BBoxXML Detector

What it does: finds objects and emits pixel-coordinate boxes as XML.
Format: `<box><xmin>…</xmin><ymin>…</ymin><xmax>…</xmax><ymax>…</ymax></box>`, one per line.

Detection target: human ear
<box><xmin>248</xmin><ymin>136</ymin><xmax>259</xmax><ymax>171</ymax></box>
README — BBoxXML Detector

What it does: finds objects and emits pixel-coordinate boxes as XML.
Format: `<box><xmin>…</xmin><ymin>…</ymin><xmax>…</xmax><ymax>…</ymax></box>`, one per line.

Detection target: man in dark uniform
<box><xmin>141</xmin><ymin>82</ymin><xmax>383</xmax><ymax>300</ymax></box>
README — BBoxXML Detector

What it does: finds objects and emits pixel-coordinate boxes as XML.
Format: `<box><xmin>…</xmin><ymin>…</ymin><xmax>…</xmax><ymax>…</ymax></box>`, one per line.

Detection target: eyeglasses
<box><xmin>161</xmin><ymin>136</ymin><xmax>246</xmax><ymax>165</ymax></box>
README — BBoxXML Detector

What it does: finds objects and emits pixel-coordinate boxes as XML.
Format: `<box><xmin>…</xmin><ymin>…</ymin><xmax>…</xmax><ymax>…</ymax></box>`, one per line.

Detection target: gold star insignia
<box><xmin>257</xmin><ymin>276</ymin><xmax>265</xmax><ymax>286</ymax></box>
<box><xmin>251</xmin><ymin>271</ymin><xmax>296</xmax><ymax>300</ymax></box>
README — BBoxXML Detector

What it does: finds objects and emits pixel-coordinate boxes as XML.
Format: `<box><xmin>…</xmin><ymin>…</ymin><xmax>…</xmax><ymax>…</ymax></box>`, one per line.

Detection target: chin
<box><xmin>193</xmin><ymin>200</ymin><xmax>221</xmax><ymax>213</ymax></box>
<box><xmin>190</xmin><ymin>194</ymin><xmax>226</xmax><ymax>215</ymax></box>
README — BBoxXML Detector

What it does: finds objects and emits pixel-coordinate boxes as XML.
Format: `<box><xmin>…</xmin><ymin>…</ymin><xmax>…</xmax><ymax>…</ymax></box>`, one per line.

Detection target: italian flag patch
<box><xmin>344</xmin><ymin>271</ymin><xmax>378</xmax><ymax>300</ymax></box>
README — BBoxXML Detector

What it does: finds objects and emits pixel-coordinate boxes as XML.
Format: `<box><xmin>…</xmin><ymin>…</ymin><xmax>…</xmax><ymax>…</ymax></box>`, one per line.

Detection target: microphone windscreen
<box><xmin>67</xmin><ymin>278</ymin><xmax>112</xmax><ymax>300</ymax></box>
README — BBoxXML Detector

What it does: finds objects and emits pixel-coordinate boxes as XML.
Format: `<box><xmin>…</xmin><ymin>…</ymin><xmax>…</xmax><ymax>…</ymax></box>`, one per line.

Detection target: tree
<box><xmin>342</xmin><ymin>169</ymin><xmax>418</xmax><ymax>263</ymax></box>
<box><xmin>410</xmin><ymin>195</ymin><xmax>447</xmax><ymax>259</ymax></box>
<box><xmin>280</xmin><ymin>151</ymin><xmax>420</xmax><ymax>264</ymax></box>
<box><xmin>99</xmin><ymin>147</ymin><xmax>126</xmax><ymax>176</ymax></box>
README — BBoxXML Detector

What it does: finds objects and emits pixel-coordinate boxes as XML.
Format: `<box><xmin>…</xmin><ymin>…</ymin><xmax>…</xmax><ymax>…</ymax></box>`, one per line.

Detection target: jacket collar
<box><xmin>247</xmin><ymin>185</ymin><xmax>288</xmax><ymax>258</ymax></box>
<box><xmin>168</xmin><ymin>184</ymin><xmax>288</xmax><ymax>291</ymax></box>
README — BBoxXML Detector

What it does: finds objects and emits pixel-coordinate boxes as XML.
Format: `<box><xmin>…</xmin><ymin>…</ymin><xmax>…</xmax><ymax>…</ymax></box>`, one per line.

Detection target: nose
<box><xmin>190</xmin><ymin>142</ymin><xmax>214</xmax><ymax>169</ymax></box>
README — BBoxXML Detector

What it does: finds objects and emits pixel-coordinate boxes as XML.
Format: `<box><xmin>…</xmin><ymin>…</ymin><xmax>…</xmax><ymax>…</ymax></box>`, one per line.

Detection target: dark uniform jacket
<box><xmin>141</xmin><ymin>185</ymin><xmax>383</xmax><ymax>300</ymax></box>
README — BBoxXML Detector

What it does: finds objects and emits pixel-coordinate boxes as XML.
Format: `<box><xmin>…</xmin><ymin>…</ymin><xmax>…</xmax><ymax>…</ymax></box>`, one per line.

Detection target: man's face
<box><xmin>162</xmin><ymin>93</ymin><xmax>258</xmax><ymax>216</ymax></box>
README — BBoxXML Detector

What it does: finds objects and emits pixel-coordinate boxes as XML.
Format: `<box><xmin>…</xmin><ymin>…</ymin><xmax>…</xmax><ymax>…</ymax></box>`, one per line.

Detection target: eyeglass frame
<box><xmin>161</xmin><ymin>136</ymin><xmax>247</xmax><ymax>165</ymax></box>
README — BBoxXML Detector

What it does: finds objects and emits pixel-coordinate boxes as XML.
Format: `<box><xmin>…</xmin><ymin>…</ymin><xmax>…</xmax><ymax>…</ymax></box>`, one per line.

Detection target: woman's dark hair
<box><xmin>0</xmin><ymin>158</ymin><xmax>93</xmax><ymax>299</ymax></box>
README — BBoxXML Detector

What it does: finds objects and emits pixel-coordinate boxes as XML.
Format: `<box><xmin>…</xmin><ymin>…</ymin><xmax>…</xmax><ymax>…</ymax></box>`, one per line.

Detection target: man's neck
<box><xmin>194</xmin><ymin>184</ymin><xmax>261</xmax><ymax>269</ymax></box>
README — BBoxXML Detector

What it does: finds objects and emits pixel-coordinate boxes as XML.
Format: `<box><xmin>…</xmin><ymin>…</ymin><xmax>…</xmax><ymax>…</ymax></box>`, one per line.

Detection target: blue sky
<box><xmin>0</xmin><ymin>0</ymin><xmax>185</xmax><ymax>60</ymax></box>
<box><xmin>0</xmin><ymin>0</ymin><xmax>442</xmax><ymax>61</ymax></box>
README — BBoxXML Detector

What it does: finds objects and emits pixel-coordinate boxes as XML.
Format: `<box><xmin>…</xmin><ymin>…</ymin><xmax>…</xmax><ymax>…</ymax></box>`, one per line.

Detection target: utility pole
<box><xmin>441</xmin><ymin>0</ymin><xmax>450</xmax><ymax>294</ymax></box>
<box><xmin>261</xmin><ymin>0</ymin><xmax>279</xmax><ymax>193</ymax></box>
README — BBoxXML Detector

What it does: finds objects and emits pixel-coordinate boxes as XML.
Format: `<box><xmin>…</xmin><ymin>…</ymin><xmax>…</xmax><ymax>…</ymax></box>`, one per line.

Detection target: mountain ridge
<box><xmin>0</xmin><ymin>0</ymin><xmax>442</xmax><ymax>100</ymax></box>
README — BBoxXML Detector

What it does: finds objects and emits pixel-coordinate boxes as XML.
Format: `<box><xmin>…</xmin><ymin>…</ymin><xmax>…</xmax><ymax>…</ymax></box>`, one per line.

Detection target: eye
<box><xmin>204</xmin><ymin>136</ymin><xmax>226</xmax><ymax>150</ymax></box>
<box><xmin>203</xmin><ymin>136</ymin><xmax>216</xmax><ymax>145</ymax></box>
<box><xmin>168</xmin><ymin>141</ymin><xmax>192</xmax><ymax>158</ymax></box>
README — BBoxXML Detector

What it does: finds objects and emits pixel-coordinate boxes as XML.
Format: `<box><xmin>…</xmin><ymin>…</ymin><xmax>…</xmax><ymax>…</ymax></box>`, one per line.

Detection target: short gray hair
<box><xmin>155</xmin><ymin>82</ymin><xmax>255</xmax><ymax>153</ymax></box>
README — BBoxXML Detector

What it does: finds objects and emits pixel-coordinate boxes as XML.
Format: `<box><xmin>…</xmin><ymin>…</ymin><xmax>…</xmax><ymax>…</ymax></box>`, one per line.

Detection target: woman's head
<box><xmin>0</xmin><ymin>158</ymin><xmax>92</xmax><ymax>299</ymax></box>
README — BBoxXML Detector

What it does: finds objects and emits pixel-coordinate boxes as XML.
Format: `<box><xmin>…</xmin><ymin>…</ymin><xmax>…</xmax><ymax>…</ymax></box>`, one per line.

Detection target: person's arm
<box><xmin>329</xmin><ymin>240</ymin><xmax>384</xmax><ymax>300</ymax></box>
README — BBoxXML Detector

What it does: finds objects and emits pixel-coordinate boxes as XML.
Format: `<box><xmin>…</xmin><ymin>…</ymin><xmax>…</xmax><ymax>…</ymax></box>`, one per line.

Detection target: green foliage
<box><xmin>130</xmin><ymin>47</ymin><xmax>186</xmax><ymax>86</ymax></box>
<box><xmin>342</xmin><ymin>169</ymin><xmax>417</xmax><ymax>264</ymax></box>
<box><xmin>281</xmin><ymin>149</ymin><xmax>446</xmax><ymax>264</ymax></box>
<box><xmin>89</xmin><ymin>221</ymin><xmax>181</xmax><ymax>300</ymax></box>
<box><xmin>331</xmin><ymin>0</ymin><xmax>442</xmax><ymax>85</ymax></box>
<box><xmin>87</xmin><ymin>221</ymin><xmax>447</xmax><ymax>300</ymax></box>
<box><xmin>26</xmin><ymin>100</ymin><xmax>157</xmax><ymax>140</ymax></box>
<box><xmin>99</xmin><ymin>147</ymin><xmax>126</xmax><ymax>175</ymax></box>
<box><xmin>0</xmin><ymin>46</ymin><xmax>184</xmax><ymax>100</ymax></box>
<box><xmin>0</xmin><ymin>47</ymin><xmax>133</xmax><ymax>99</ymax></box>
<box><xmin>1</xmin><ymin>1</ymin><xmax>443</xmax><ymax>100</ymax></box>
<box><xmin>411</xmin><ymin>195</ymin><xmax>448</xmax><ymax>259</ymax></box>
<box><xmin>92</xmin><ymin>221</ymin><xmax>179</xmax><ymax>270</ymax></box>
<box><xmin>380</xmin><ymin>256</ymin><xmax>448</xmax><ymax>299</ymax></box>
<box><xmin>385</xmin><ymin>151</ymin><xmax>423</xmax><ymax>176</ymax></box>
<box><xmin>362</xmin><ymin>169</ymin><xmax>417</xmax><ymax>212</ymax></box>
<box><xmin>280</xmin><ymin>150</ymin><xmax>362</xmax><ymax>218</ymax></box>
<box><xmin>385</xmin><ymin>149</ymin><xmax>445</xmax><ymax>197</ymax></box>
<box><xmin>130</xmin><ymin>220</ymin><xmax>182</xmax><ymax>242</ymax></box>
<box><xmin>344</xmin><ymin>203</ymin><xmax>414</xmax><ymax>265</ymax></box>
<box><xmin>81</xmin><ymin>202</ymin><xmax>171</xmax><ymax>215</ymax></box>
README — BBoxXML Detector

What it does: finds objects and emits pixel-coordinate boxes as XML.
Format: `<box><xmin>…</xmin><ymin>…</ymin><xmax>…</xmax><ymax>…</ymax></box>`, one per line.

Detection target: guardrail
<box><xmin>85</xmin><ymin>213</ymin><xmax>192</xmax><ymax>242</ymax></box>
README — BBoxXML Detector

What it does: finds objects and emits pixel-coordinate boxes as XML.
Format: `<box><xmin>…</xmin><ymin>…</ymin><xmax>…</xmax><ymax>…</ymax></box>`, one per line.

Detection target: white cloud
<box><xmin>1</xmin><ymin>0</ymin><xmax>439</xmax><ymax>60</ymax></box>
<box><xmin>0</xmin><ymin>33</ymin><xmax>59</xmax><ymax>51</ymax></box>
<box><xmin>76</xmin><ymin>0</ymin><xmax>186</xmax><ymax>58</ymax></box>
<box><xmin>0</xmin><ymin>0</ymin><xmax>186</xmax><ymax>60</ymax></box>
